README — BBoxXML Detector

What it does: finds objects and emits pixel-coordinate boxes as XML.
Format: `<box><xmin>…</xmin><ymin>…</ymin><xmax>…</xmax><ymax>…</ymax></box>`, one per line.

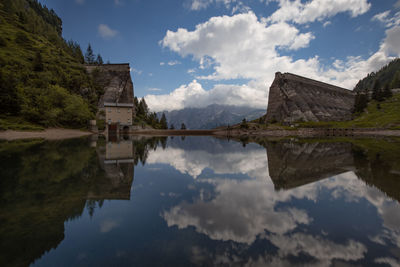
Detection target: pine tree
<box><xmin>371</xmin><ymin>80</ymin><xmax>383</xmax><ymax>101</ymax></box>
<box><xmin>160</xmin><ymin>113</ymin><xmax>168</xmax><ymax>129</ymax></box>
<box><xmin>181</xmin><ymin>123</ymin><xmax>186</xmax><ymax>130</ymax></box>
<box><xmin>96</xmin><ymin>54</ymin><xmax>103</xmax><ymax>65</ymax></box>
<box><xmin>390</xmin><ymin>71</ymin><xmax>400</xmax><ymax>89</ymax></box>
<box><xmin>138</xmin><ymin>98</ymin><xmax>149</xmax><ymax>116</ymax></box>
<box><xmin>134</xmin><ymin>96</ymin><xmax>139</xmax><ymax>115</ymax></box>
<box><xmin>170</xmin><ymin>124</ymin><xmax>175</xmax><ymax>129</ymax></box>
<box><xmin>85</xmin><ymin>43</ymin><xmax>95</xmax><ymax>64</ymax></box>
<box><xmin>353</xmin><ymin>92</ymin><xmax>368</xmax><ymax>113</ymax></box>
<box><xmin>383</xmin><ymin>83</ymin><xmax>393</xmax><ymax>99</ymax></box>
<box><xmin>240</xmin><ymin>118</ymin><xmax>248</xmax><ymax>129</ymax></box>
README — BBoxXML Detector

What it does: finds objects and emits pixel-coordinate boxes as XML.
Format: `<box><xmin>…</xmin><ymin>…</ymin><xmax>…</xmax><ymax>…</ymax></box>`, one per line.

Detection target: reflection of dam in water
<box><xmin>266</xmin><ymin>141</ymin><xmax>355</xmax><ymax>190</ymax></box>
<box><xmin>265</xmin><ymin>139</ymin><xmax>400</xmax><ymax>203</ymax></box>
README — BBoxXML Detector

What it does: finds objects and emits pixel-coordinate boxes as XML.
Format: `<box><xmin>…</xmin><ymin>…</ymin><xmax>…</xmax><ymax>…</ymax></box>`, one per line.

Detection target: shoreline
<box><xmin>132</xmin><ymin>128</ymin><xmax>400</xmax><ymax>138</ymax></box>
<box><xmin>1</xmin><ymin>128</ymin><xmax>400</xmax><ymax>141</ymax></box>
<box><xmin>0</xmin><ymin>128</ymin><xmax>93</xmax><ymax>141</ymax></box>
<box><xmin>211</xmin><ymin>128</ymin><xmax>400</xmax><ymax>137</ymax></box>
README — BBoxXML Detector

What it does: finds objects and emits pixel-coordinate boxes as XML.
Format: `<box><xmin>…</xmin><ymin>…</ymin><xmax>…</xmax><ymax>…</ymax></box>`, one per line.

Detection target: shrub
<box><xmin>15</xmin><ymin>31</ymin><xmax>30</xmax><ymax>45</ymax></box>
<box><xmin>0</xmin><ymin>36</ymin><xmax>7</xmax><ymax>47</ymax></box>
<box><xmin>240</xmin><ymin>118</ymin><xmax>249</xmax><ymax>129</ymax></box>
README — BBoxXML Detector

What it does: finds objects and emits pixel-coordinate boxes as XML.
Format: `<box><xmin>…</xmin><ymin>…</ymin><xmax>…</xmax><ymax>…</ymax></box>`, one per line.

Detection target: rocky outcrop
<box><xmin>86</xmin><ymin>63</ymin><xmax>135</xmax><ymax>114</ymax></box>
<box><xmin>265</xmin><ymin>72</ymin><xmax>355</xmax><ymax>124</ymax></box>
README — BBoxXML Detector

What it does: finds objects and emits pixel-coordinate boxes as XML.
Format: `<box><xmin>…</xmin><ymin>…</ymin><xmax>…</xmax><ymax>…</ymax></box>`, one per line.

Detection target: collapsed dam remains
<box><xmin>265</xmin><ymin>72</ymin><xmax>355</xmax><ymax>124</ymax></box>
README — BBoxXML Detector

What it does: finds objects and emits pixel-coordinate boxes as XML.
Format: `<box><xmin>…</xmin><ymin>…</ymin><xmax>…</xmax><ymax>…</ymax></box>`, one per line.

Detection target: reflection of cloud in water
<box><xmin>163</xmin><ymin>175</ymin><xmax>317</xmax><ymax>244</ymax></box>
<box><xmin>162</xmin><ymin>170</ymin><xmax>400</xmax><ymax>265</ymax></box>
<box><xmin>268</xmin><ymin>233</ymin><xmax>367</xmax><ymax>264</ymax></box>
<box><xmin>146</xmin><ymin>146</ymin><xmax>268</xmax><ymax>179</ymax></box>
<box><xmin>151</xmin><ymin>140</ymin><xmax>400</xmax><ymax>265</ymax></box>
<box><xmin>375</xmin><ymin>257</ymin><xmax>400</xmax><ymax>267</ymax></box>
<box><xmin>323</xmin><ymin>172</ymin><xmax>400</xmax><ymax>248</ymax></box>
<box><xmin>100</xmin><ymin>219</ymin><xmax>120</xmax><ymax>233</ymax></box>
<box><xmin>190</xmin><ymin>235</ymin><xmax>367</xmax><ymax>267</ymax></box>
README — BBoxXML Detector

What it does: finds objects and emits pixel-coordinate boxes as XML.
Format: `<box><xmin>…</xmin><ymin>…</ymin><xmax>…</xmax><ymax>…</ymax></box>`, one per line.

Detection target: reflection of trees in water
<box><xmin>132</xmin><ymin>136</ymin><xmax>167</xmax><ymax>165</ymax></box>
<box><xmin>0</xmin><ymin>138</ymin><xmax>105</xmax><ymax>267</ymax></box>
<box><xmin>0</xmin><ymin>136</ymin><xmax>169</xmax><ymax>267</ymax></box>
<box><xmin>352</xmin><ymin>141</ymin><xmax>400</xmax><ymax>203</ymax></box>
<box><xmin>0</xmin><ymin>136</ymin><xmax>171</xmax><ymax>267</ymax></box>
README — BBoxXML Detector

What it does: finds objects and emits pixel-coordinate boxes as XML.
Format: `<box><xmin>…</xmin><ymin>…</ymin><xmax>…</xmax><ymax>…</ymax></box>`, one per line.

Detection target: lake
<box><xmin>1</xmin><ymin>135</ymin><xmax>400</xmax><ymax>267</ymax></box>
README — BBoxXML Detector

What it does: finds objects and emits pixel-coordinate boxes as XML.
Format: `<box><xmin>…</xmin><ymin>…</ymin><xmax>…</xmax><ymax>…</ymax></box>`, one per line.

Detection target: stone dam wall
<box><xmin>265</xmin><ymin>72</ymin><xmax>355</xmax><ymax>124</ymax></box>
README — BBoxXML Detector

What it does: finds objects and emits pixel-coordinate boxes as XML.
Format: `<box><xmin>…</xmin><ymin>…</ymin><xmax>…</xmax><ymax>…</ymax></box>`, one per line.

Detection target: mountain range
<box><xmin>158</xmin><ymin>104</ymin><xmax>265</xmax><ymax>129</ymax></box>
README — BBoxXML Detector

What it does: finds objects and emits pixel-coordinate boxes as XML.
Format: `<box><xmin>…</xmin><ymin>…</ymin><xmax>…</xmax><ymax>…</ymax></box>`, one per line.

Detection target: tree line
<box><xmin>353</xmin><ymin>58</ymin><xmax>399</xmax><ymax>113</ymax></box>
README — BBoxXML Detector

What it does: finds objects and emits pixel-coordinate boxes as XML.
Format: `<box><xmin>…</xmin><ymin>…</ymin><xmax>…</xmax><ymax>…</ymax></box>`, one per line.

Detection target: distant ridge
<box><xmin>158</xmin><ymin>104</ymin><xmax>265</xmax><ymax>129</ymax></box>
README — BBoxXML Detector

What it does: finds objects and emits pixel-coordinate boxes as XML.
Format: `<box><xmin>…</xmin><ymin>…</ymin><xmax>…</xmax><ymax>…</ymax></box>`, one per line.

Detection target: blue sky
<box><xmin>40</xmin><ymin>0</ymin><xmax>400</xmax><ymax>112</ymax></box>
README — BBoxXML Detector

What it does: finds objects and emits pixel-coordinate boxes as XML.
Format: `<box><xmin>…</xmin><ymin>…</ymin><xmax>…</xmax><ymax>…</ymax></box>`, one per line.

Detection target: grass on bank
<box><xmin>297</xmin><ymin>92</ymin><xmax>400</xmax><ymax>129</ymax></box>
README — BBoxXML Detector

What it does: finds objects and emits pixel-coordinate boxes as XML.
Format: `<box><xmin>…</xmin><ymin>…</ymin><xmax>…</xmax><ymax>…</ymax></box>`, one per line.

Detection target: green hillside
<box><xmin>354</xmin><ymin>58</ymin><xmax>400</xmax><ymax>92</ymax></box>
<box><xmin>0</xmin><ymin>0</ymin><xmax>103</xmax><ymax>129</ymax></box>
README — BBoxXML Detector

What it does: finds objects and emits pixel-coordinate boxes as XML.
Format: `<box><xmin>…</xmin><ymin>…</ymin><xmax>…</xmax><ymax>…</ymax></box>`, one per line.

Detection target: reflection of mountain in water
<box><xmin>266</xmin><ymin>141</ymin><xmax>355</xmax><ymax>190</ymax></box>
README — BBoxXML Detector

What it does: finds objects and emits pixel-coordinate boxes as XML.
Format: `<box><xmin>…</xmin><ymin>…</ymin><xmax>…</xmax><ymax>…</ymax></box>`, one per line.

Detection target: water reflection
<box><xmin>0</xmin><ymin>136</ymin><xmax>399</xmax><ymax>266</ymax></box>
<box><xmin>0</xmin><ymin>136</ymin><xmax>166</xmax><ymax>267</ymax></box>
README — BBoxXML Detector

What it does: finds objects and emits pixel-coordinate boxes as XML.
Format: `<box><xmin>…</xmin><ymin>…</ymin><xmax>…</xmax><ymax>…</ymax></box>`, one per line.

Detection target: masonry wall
<box><xmin>105</xmin><ymin>141</ymin><xmax>134</xmax><ymax>160</ymax></box>
<box><xmin>105</xmin><ymin>106</ymin><xmax>133</xmax><ymax>125</ymax></box>
<box><xmin>265</xmin><ymin>72</ymin><xmax>355</xmax><ymax>124</ymax></box>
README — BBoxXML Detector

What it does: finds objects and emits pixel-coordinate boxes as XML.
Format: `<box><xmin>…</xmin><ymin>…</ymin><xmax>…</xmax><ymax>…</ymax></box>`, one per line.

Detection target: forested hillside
<box><xmin>0</xmin><ymin>0</ymin><xmax>103</xmax><ymax>128</ymax></box>
<box><xmin>354</xmin><ymin>58</ymin><xmax>400</xmax><ymax>92</ymax></box>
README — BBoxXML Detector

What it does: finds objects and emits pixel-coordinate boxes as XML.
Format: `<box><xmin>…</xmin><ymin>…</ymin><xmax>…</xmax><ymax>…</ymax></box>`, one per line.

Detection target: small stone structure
<box><xmin>85</xmin><ymin>63</ymin><xmax>135</xmax><ymax>133</ymax></box>
<box><xmin>265</xmin><ymin>72</ymin><xmax>355</xmax><ymax>124</ymax></box>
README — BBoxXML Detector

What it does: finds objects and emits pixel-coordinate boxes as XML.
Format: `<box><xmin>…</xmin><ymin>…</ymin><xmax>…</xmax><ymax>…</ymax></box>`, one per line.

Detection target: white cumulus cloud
<box><xmin>168</xmin><ymin>60</ymin><xmax>181</xmax><ymax>66</ymax></box>
<box><xmin>372</xmin><ymin>10</ymin><xmax>400</xmax><ymax>28</ymax></box>
<box><xmin>98</xmin><ymin>24</ymin><xmax>118</xmax><ymax>39</ymax></box>
<box><xmin>188</xmin><ymin>0</ymin><xmax>238</xmax><ymax>11</ymax></box>
<box><xmin>268</xmin><ymin>0</ymin><xmax>371</xmax><ymax>24</ymax></box>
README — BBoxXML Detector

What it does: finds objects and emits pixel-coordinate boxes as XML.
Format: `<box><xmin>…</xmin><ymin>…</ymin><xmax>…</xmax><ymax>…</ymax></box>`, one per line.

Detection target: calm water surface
<box><xmin>1</xmin><ymin>136</ymin><xmax>400</xmax><ymax>266</ymax></box>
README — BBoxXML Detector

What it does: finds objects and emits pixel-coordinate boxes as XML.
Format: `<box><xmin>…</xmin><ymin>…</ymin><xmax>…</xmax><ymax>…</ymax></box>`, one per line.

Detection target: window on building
<box><xmin>117</xmin><ymin>108</ymin><xmax>120</xmax><ymax>113</ymax></box>
<box><xmin>108</xmin><ymin>108</ymin><xmax>111</xmax><ymax>113</ymax></box>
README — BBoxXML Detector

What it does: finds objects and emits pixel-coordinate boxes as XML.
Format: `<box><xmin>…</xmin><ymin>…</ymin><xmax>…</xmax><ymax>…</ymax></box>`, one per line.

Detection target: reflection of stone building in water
<box><xmin>93</xmin><ymin>139</ymin><xmax>135</xmax><ymax>200</ymax></box>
